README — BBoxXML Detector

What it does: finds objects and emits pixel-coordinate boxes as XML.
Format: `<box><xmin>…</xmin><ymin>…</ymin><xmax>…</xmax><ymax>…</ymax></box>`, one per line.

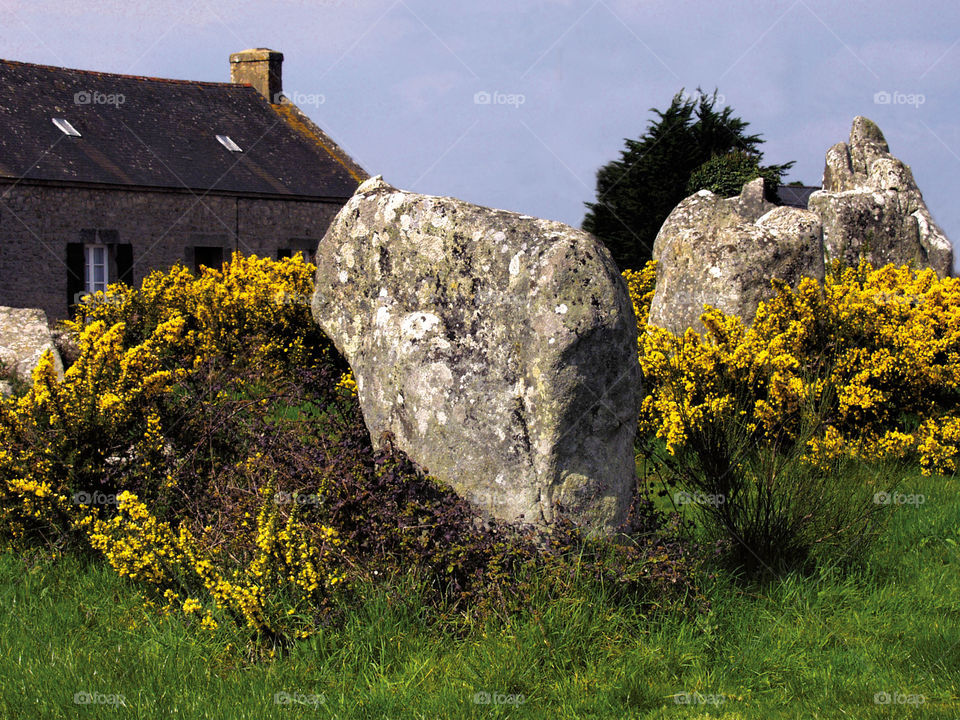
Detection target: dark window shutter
<box><xmin>277</xmin><ymin>248</ymin><xmax>291</xmax><ymax>260</ymax></box>
<box><xmin>184</xmin><ymin>246</ymin><xmax>195</xmax><ymax>270</ymax></box>
<box><xmin>116</xmin><ymin>244</ymin><xmax>133</xmax><ymax>286</ymax></box>
<box><xmin>193</xmin><ymin>246</ymin><xmax>224</xmax><ymax>272</ymax></box>
<box><xmin>66</xmin><ymin>243</ymin><xmax>85</xmax><ymax>317</ymax></box>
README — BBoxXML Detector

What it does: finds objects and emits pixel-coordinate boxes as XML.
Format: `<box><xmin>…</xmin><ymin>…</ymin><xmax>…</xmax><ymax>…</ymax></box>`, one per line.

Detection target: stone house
<box><xmin>776</xmin><ymin>184</ymin><xmax>820</xmax><ymax>209</ymax></box>
<box><xmin>0</xmin><ymin>49</ymin><xmax>367</xmax><ymax>320</ymax></box>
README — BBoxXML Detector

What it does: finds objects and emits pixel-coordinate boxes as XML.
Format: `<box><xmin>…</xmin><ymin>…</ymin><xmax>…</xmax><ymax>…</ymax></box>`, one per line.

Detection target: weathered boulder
<box><xmin>0</xmin><ymin>306</ymin><xmax>63</xmax><ymax>393</ymax></box>
<box><xmin>649</xmin><ymin>178</ymin><xmax>824</xmax><ymax>334</ymax></box>
<box><xmin>312</xmin><ymin>176</ymin><xmax>640</xmax><ymax>532</ymax></box>
<box><xmin>808</xmin><ymin>116</ymin><xmax>953</xmax><ymax>276</ymax></box>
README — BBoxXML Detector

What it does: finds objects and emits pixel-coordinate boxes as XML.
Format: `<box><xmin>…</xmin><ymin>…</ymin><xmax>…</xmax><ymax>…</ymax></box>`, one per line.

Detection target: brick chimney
<box><xmin>229</xmin><ymin>48</ymin><xmax>283</xmax><ymax>103</ymax></box>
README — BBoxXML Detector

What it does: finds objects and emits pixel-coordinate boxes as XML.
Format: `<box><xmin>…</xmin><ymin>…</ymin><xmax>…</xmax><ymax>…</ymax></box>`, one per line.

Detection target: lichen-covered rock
<box><xmin>649</xmin><ymin>178</ymin><xmax>824</xmax><ymax>334</ymax></box>
<box><xmin>0</xmin><ymin>306</ymin><xmax>63</xmax><ymax>392</ymax></box>
<box><xmin>808</xmin><ymin>116</ymin><xmax>953</xmax><ymax>276</ymax></box>
<box><xmin>312</xmin><ymin>177</ymin><xmax>640</xmax><ymax>532</ymax></box>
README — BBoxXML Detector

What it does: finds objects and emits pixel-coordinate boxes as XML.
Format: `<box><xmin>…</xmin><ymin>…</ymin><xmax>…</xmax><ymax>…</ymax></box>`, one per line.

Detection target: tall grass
<box><xmin>1</xmin><ymin>464</ymin><xmax>957</xmax><ymax>719</ymax></box>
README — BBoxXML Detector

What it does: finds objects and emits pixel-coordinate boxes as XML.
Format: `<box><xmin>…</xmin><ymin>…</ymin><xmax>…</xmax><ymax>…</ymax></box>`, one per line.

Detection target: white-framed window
<box><xmin>85</xmin><ymin>244</ymin><xmax>108</xmax><ymax>294</ymax></box>
<box><xmin>277</xmin><ymin>248</ymin><xmax>313</xmax><ymax>263</ymax></box>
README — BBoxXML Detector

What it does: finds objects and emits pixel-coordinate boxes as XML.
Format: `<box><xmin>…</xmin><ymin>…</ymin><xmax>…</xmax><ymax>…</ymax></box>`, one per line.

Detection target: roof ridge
<box><xmin>0</xmin><ymin>58</ymin><xmax>243</xmax><ymax>88</ymax></box>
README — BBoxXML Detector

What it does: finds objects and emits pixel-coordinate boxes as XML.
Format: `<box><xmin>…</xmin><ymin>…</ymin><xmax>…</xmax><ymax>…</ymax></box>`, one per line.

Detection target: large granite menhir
<box><xmin>808</xmin><ymin>116</ymin><xmax>953</xmax><ymax>276</ymax></box>
<box><xmin>312</xmin><ymin>177</ymin><xmax>640</xmax><ymax>533</ymax></box>
<box><xmin>648</xmin><ymin>116</ymin><xmax>954</xmax><ymax>336</ymax></box>
<box><xmin>649</xmin><ymin>178</ymin><xmax>824</xmax><ymax>334</ymax></box>
<box><xmin>0</xmin><ymin>306</ymin><xmax>63</xmax><ymax>395</ymax></box>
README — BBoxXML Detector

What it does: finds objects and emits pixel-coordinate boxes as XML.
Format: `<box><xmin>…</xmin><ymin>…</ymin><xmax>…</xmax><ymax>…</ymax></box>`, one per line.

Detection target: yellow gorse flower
<box><xmin>0</xmin><ymin>254</ymin><xmax>345</xmax><ymax>645</ymax></box>
<box><xmin>626</xmin><ymin>259</ymin><xmax>960</xmax><ymax>474</ymax></box>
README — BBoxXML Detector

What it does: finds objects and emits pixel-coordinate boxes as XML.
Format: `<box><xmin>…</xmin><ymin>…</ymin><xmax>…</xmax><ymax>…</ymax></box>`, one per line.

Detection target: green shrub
<box><xmin>686</xmin><ymin>150</ymin><xmax>781</xmax><ymax>200</ymax></box>
<box><xmin>645</xmin><ymin>374</ymin><xmax>894</xmax><ymax>576</ymax></box>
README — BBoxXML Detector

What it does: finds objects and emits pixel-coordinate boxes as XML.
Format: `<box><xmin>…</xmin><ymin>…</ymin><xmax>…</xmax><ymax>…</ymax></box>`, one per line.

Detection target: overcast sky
<box><xmin>3</xmin><ymin>0</ymin><xmax>959</xmax><ymax>270</ymax></box>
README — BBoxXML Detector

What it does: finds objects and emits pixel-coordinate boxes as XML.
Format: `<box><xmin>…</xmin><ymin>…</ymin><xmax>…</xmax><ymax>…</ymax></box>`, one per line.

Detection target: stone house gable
<box><xmin>0</xmin><ymin>48</ymin><xmax>368</xmax><ymax>319</ymax></box>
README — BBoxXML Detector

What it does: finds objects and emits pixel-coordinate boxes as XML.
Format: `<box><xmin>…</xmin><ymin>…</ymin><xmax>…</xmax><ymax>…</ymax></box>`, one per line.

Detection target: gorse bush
<box><xmin>621</xmin><ymin>262</ymin><xmax>657</xmax><ymax>333</ymax></box>
<box><xmin>68</xmin><ymin>252</ymin><xmax>332</xmax><ymax>372</ymax></box>
<box><xmin>643</xmin><ymin>376</ymin><xmax>892</xmax><ymax>575</ymax></box>
<box><xmin>631</xmin><ymin>259</ymin><xmax>960</xmax><ymax>474</ymax></box>
<box><xmin>626</xmin><ymin>259</ymin><xmax>954</xmax><ymax>573</ymax></box>
<box><xmin>1</xmin><ymin>255</ymin><xmax>352</xmax><ymax>649</ymax></box>
<box><xmin>1</xmin><ymin>253</ymin><xmax>701</xmax><ymax>652</ymax></box>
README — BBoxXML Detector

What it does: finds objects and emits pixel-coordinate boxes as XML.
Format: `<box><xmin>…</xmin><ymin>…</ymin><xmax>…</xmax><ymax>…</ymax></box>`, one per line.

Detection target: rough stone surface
<box><xmin>0</xmin><ymin>306</ymin><xmax>63</xmax><ymax>385</ymax></box>
<box><xmin>808</xmin><ymin>116</ymin><xmax>953</xmax><ymax>276</ymax></box>
<box><xmin>649</xmin><ymin>178</ymin><xmax>824</xmax><ymax>334</ymax></box>
<box><xmin>312</xmin><ymin>176</ymin><xmax>641</xmax><ymax>532</ymax></box>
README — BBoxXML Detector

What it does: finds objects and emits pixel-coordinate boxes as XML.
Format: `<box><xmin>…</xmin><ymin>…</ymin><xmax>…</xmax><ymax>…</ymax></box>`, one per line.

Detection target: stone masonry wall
<box><xmin>0</xmin><ymin>182</ymin><xmax>343</xmax><ymax>320</ymax></box>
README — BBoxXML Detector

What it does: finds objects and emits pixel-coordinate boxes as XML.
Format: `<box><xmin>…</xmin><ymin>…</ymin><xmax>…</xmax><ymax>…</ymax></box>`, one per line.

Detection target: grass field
<box><xmin>0</xmin><ymin>465</ymin><xmax>957</xmax><ymax>719</ymax></box>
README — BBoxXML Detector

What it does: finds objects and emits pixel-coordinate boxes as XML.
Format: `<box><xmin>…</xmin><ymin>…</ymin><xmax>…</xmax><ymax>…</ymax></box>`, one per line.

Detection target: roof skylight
<box><xmin>52</xmin><ymin>118</ymin><xmax>81</xmax><ymax>137</ymax></box>
<box><xmin>216</xmin><ymin>134</ymin><xmax>242</xmax><ymax>152</ymax></box>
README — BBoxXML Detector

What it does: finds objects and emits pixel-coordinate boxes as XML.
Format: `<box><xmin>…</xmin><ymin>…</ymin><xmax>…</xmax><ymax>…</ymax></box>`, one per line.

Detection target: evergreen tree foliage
<box><xmin>582</xmin><ymin>90</ymin><xmax>793</xmax><ymax>271</ymax></box>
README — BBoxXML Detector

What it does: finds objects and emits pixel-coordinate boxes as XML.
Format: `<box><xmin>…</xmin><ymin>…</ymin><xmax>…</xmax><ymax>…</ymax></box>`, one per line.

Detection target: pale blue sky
<box><xmin>3</xmin><ymin>0</ymin><xmax>959</xmax><ymax>269</ymax></box>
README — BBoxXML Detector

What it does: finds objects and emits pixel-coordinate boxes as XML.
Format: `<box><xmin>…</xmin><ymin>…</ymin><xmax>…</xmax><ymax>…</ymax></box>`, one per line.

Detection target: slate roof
<box><xmin>0</xmin><ymin>58</ymin><xmax>362</xmax><ymax>198</ymax></box>
<box><xmin>776</xmin><ymin>185</ymin><xmax>820</xmax><ymax>209</ymax></box>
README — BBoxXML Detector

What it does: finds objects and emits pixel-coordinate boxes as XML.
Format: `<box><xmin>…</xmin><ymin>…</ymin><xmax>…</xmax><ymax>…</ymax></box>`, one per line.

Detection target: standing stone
<box><xmin>0</xmin><ymin>306</ymin><xmax>63</xmax><ymax>393</ymax></box>
<box><xmin>312</xmin><ymin>177</ymin><xmax>640</xmax><ymax>532</ymax></box>
<box><xmin>648</xmin><ymin>178</ymin><xmax>825</xmax><ymax>334</ymax></box>
<box><xmin>808</xmin><ymin>116</ymin><xmax>953</xmax><ymax>276</ymax></box>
